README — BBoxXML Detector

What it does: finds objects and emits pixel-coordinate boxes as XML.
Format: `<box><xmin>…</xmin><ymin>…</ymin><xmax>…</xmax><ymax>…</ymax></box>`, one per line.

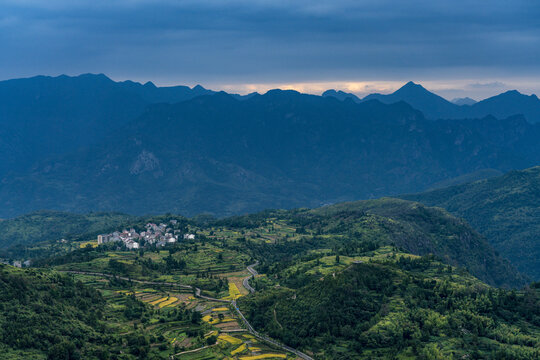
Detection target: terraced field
<box><xmin>69</xmin><ymin>268</ymin><xmax>298</xmax><ymax>360</ymax></box>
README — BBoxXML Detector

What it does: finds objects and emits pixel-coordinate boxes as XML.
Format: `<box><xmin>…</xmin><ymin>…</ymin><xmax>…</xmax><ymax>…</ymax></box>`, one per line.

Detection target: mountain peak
<box><xmin>322</xmin><ymin>89</ymin><xmax>338</xmax><ymax>96</ymax></box>
<box><xmin>452</xmin><ymin>97</ymin><xmax>477</xmax><ymax>106</ymax></box>
<box><xmin>78</xmin><ymin>73</ymin><xmax>113</xmax><ymax>82</ymax></box>
<box><xmin>502</xmin><ymin>90</ymin><xmax>522</xmax><ymax>96</ymax></box>
<box><xmin>397</xmin><ymin>81</ymin><xmax>427</xmax><ymax>93</ymax></box>
<box><xmin>263</xmin><ymin>89</ymin><xmax>302</xmax><ymax>97</ymax></box>
<box><xmin>322</xmin><ymin>89</ymin><xmax>360</xmax><ymax>102</ymax></box>
<box><xmin>192</xmin><ymin>84</ymin><xmax>207</xmax><ymax>92</ymax></box>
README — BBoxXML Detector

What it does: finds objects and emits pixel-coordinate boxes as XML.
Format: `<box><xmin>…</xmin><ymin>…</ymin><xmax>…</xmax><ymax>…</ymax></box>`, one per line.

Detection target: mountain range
<box><xmin>1</xmin><ymin>74</ymin><xmax>540</xmax><ymax>219</ymax></box>
<box><xmin>0</xmin><ymin>74</ymin><xmax>259</xmax><ymax>177</ymax></box>
<box><xmin>1</xmin><ymin>74</ymin><xmax>539</xmax><ymax>360</ymax></box>
<box><xmin>2</xmin><ymin>87</ymin><xmax>540</xmax><ymax>217</ymax></box>
<box><xmin>323</xmin><ymin>81</ymin><xmax>540</xmax><ymax>123</ymax></box>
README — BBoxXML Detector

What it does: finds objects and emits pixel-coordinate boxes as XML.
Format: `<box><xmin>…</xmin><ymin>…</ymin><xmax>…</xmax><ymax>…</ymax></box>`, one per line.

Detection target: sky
<box><xmin>1</xmin><ymin>0</ymin><xmax>540</xmax><ymax>100</ymax></box>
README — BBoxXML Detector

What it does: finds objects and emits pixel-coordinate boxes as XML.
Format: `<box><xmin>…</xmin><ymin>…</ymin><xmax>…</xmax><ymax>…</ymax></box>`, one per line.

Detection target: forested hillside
<box><xmin>402</xmin><ymin>166</ymin><xmax>540</xmax><ymax>280</ymax></box>
<box><xmin>0</xmin><ymin>198</ymin><xmax>537</xmax><ymax>359</ymax></box>
<box><xmin>306</xmin><ymin>199</ymin><xmax>526</xmax><ymax>287</ymax></box>
<box><xmin>240</xmin><ymin>257</ymin><xmax>540</xmax><ymax>359</ymax></box>
<box><xmin>0</xmin><ymin>74</ymin><xmax>215</xmax><ymax>177</ymax></box>
<box><xmin>2</xmin><ymin>90</ymin><xmax>540</xmax><ymax>218</ymax></box>
<box><xmin>0</xmin><ymin>263</ymin><xmax>216</xmax><ymax>360</ymax></box>
<box><xmin>0</xmin><ymin>264</ymin><xmax>112</xmax><ymax>359</ymax></box>
<box><xmin>0</xmin><ymin>211</ymin><xmax>136</xmax><ymax>249</ymax></box>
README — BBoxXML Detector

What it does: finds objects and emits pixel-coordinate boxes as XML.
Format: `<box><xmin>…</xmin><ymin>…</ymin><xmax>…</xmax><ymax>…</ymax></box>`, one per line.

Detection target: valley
<box><xmin>1</xmin><ymin>199</ymin><xmax>539</xmax><ymax>359</ymax></box>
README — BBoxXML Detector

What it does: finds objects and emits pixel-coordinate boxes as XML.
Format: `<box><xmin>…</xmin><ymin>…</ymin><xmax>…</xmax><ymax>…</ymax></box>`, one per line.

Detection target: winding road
<box><xmin>242</xmin><ymin>260</ymin><xmax>259</xmax><ymax>293</ymax></box>
<box><xmin>236</xmin><ymin>262</ymin><xmax>313</xmax><ymax>360</ymax></box>
<box><xmin>60</xmin><ymin>263</ymin><xmax>313</xmax><ymax>360</ymax></box>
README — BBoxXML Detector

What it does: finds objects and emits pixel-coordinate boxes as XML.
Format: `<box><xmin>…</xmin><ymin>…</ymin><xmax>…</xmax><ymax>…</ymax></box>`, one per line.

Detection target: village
<box><xmin>97</xmin><ymin>219</ymin><xmax>195</xmax><ymax>249</ymax></box>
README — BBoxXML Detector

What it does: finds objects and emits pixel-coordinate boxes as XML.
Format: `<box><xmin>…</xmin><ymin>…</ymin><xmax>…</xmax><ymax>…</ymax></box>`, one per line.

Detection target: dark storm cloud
<box><xmin>1</xmin><ymin>0</ymin><xmax>540</xmax><ymax>92</ymax></box>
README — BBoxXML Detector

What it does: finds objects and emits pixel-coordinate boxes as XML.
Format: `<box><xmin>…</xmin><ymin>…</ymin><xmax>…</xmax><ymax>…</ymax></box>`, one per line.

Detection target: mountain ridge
<box><xmin>401</xmin><ymin>166</ymin><xmax>540</xmax><ymax>280</ymax></box>
<box><xmin>323</xmin><ymin>81</ymin><xmax>540</xmax><ymax>122</ymax></box>
<box><xmin>1</xmin><ymin>89</ymin><xmax>540</xmax><ymax>218</ymax></box>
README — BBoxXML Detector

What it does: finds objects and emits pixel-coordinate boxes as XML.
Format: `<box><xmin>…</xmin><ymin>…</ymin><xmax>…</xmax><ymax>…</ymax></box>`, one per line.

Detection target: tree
<box><xmin>191</xmin><ymin>310</ymin><xmax>202</xmax><ymax>324</ymax></box>
<box><xmin>206</xmin><ymin>335</ymin><xmax>218</xmax><ymax>345</ymax></box>
<box><xmin>48</xmin><ymin>341</ymin><xmax>80</xmax><ymax>360</ymax></box>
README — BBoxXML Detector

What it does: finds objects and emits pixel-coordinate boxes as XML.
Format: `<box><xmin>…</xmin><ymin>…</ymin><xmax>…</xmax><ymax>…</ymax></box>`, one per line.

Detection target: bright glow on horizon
<box><xmin>17</xmin><ymin>73</ymin><xmax>538</xmax><ymax>102</ymax></box>
<box><xmin>169</xmin><ymin>78</ymin><xmax>540</xmax><ymax>102</ymax></box>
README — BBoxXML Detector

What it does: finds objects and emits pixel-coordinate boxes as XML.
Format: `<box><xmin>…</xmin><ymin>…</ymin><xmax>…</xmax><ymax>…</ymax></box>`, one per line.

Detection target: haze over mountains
<box><xmin>324</xmin><ymin>81</ymin><xmax>540</xmax><ymax>123</ymax></box>
<box><xmin>0</xmin><ymin>74</ymin><xmax>254</xmax><ymax>177</ymax></box>
<box><xmin>1</xmin><ymin>74</ymin><xmax>540</xmax><ymax>219</ymax></box>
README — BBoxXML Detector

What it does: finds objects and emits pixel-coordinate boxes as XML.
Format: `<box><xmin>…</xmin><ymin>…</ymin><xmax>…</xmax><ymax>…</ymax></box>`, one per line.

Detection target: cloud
<box><xmin>0</xmin><ymin>0</ymin><xmax>539</xmax><ymax>98</ymax></box>
<box><xmin>467</xmin><ymin>82</ymin><xmax>507</xmax><ymax>89</ymax></box>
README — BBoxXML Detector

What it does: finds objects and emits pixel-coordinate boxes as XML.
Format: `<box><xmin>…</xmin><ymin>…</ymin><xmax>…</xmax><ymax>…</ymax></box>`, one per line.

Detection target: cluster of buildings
<box><xmin>97</xmin><ymin>220</ymin><xmax>195</xmax><ymax>250</ymax></box>
<box><xmin>6</xmin><ymin>259</ymin><xmax>31</xmax><ymax>268</ymax></box>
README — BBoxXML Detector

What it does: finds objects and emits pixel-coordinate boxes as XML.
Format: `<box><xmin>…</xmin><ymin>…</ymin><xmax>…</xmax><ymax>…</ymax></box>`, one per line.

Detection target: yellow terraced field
<box><xmin>218</xmin><ymin>334</ymin><xmax>243</xmax><ymax>345</ymax></box>
<box><xmin>212</xmin><ymin>307</ymin><xmax>229</xmax><ymax>312</ymax></box>
<box><xmin>150</xmin><ymin>297</ymin><xmax>168</xmax><ymax>305</ymax></box>
<box><xmin>140</xmin><ymin>293</ymin><xmax>161</xmax><ymax>302</ymax></box>
<box><xmin>203</xmin><ymin>315</ymin><xmax>235</xmax><ymax>324</ymax></box>
<box><xmin>239</xmin><ymin>355</ymin><xmax>287</xmax><ymax>360</ymax></box>
<box><xmin>223</xmin><ymin>282</ymin><xmax>242</xmax><ymax>300</ymax></box>
<box><xmin>231</xmin><ymin>343</ymin><xmax>247</xmax><ymax>355</ymax></box>
<box><xmin>158</xmin><ymin>296</ymin><xmax>178</xmax><ymax>308</ymax></box>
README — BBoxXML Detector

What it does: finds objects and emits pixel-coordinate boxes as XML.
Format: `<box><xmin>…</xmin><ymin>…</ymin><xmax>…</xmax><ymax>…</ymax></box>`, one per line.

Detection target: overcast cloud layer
<box><xmin>1</xmin><ymin>0</ymin><xmax>539</xmax><ymax>99</ymax></box>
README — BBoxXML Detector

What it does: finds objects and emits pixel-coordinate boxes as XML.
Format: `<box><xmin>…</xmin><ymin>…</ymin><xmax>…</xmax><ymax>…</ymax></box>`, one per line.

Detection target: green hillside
<box><xmin>402</xmin><ymin>166</ymin><xmax>540</xmax><ymax>280</ymax></box>
<box><xmin>266</xmin><ymin>198</ymin><xmax>525</xmax><ymax>288</ymax></box>
<box><xmin>0</xmin><ymin>210</ymin><xmax>136</xmax><ymax>249</ymax></box>
<box><xmin>240</xmin><ymin>253</ymin><xmax>540</xmax><ymax>359</ymax></box>
<box><xmin>0</xmin><ymin>263</ymin><xmax>220</xmax><ymax>360</ymax></box>
<box><xmin>0</xmin><ymin>198</ymin><xmax>536</xmax><ymax>359</ymax></box>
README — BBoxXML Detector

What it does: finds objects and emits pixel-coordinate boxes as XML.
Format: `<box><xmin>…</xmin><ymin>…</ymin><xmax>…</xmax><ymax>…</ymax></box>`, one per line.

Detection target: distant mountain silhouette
<box><xmin>363</xmin><ymin>81</ymin><xmax>461</xmax><ymax>119</ymax></box>
<box><xmin>321</xmin><ymin>89</ymin><xmax>360</xmax><ymax>102</ymax></box>
<box><xmin>1</xmin><ymin>89</ymin><xmax>539</xmax><ymax>218</ymax></box>
<box><xmin>452</xmin><ymin>97</ymin><xmax>477</xmax><ymax>106</ymax></box>
<box><xmin>116</xmin><ymin>79</ymin><xmax>213</xmax><ymax>103</ymax></box>
<box><xmin>324</xmin><ymin>81</ymin><xmax>540</xmax><ymax>123</ymax></box>
<box><xmin>2</xmin><ymin>74</ymin><xmax>540</xmax><ymax>218</ymax></box>
<box><xmin>0</xmin><ymin>74</ymin><xmax>255</xmax><ymax>176</ymax></box>
<box><xmin>467</xmin><ymin>90</ymin><xmax>540</xmax><ymax>122</ymax></box>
